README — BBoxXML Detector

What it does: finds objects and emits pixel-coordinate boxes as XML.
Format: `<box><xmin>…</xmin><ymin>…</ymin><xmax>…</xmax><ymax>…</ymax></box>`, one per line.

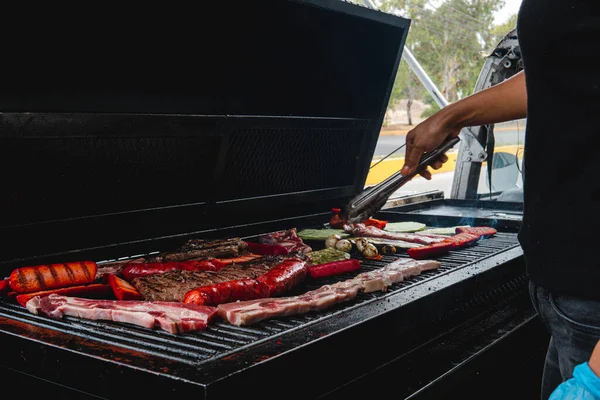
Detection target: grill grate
<box><xmin>0</xmin><ymin>232</ymin><xmax>520</xmax><ymax>366</ymax></box>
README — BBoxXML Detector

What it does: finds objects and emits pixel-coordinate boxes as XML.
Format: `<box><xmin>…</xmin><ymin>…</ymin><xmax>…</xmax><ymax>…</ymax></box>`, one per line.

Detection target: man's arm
<box><xmin>401</xmin><ymin>70</ymin><xmax>527</xmax><ymax>178</ymax></box>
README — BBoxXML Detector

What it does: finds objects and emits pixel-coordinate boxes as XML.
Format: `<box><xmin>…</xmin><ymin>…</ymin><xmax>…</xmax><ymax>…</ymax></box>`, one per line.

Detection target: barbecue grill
<box><xmin>0</xmin><ymin>1</ymin><xmax>546</xmax><ymax>398</ymax></box>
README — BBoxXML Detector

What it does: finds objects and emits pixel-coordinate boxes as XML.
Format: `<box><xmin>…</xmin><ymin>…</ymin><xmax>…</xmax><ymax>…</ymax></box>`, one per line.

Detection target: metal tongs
<box><xmin>339</xmin><ymin>137</ymin><xmax>460</xmax><ymax>223</ymax></box>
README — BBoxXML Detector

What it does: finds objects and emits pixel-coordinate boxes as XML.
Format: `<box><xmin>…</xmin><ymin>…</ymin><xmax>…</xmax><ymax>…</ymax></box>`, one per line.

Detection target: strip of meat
<box><xmin>444</xmin><ymin>232</ymin><xmax>480</xmax><ymax>248</ymax></box>
<box><xmin>351</xmin><ymin>237</ymin><xmax>423</xmax><ymax>249</ymax></box>
<box><xmin>146</xmin><ymin>238</ymin><xmax>248</xmax><ymax>263</ymax></box>
<box><xmin>183</xmin><ymin>259</ymin><xmax>308</xmax><ymax>306</ymax></box>
<box><xmin>9</xmin><ymin>261</ymin><xmax>97</xmax><ymax>294</ymax></box>
<box><xmin>15</xmin><ymin>284</ymin><xmax>113</xmax><ymax>307</ymax></box>
<box><xmin>218</xmin><ymin>258</ymin><xmax>441</xmax><ymax>326</ymax></box>
<box><xmin>257</xmin><ymin>228</ymin><xmax>312</xmax><ymax>254</ymax></box>
<box><xmin>407</xmin><ymin>241</ymin><xmax>454</xmax><ymax>259</ymax></box>
<box><xmin>121</xmin><ymin>260</ymin><xmax>218</xmax><ymax>281</ymax></box>
<box><xmin>132</xmin><ymin>256</ymin><xmax>288</xmax><ymax>302</ymax></box>
<box><xmin>245</xmin><ymin>242</ymin><xmax>290</xmax><ymax>255</ymax></box>
<box><xmin>26</xmin><ymin>294</ymin><xmax>218</xmax><ymax>334</ymax></box>
<box><xmin>343</xmin><ymin>224</ymin><xmax>446</xmax><ymax>245</ymax></box>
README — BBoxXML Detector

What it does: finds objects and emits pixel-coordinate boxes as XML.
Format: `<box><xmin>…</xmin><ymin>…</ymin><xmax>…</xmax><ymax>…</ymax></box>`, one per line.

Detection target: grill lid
<box><xmin>0</xmin><ymin>0</ymin><xmax>410</xmax><ymax>269</ymax></box>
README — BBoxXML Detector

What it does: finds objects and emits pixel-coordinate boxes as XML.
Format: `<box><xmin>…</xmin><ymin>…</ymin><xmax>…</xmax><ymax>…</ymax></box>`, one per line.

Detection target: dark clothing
<box><xmin>517</xmin><ymin>0</ymin><xmax>600</xmax><ymax>300</ymax></box>
<box><xmin>530</xmin><ymin>281</ymin><xmax>600</xmax><ymax>399</ymax></box>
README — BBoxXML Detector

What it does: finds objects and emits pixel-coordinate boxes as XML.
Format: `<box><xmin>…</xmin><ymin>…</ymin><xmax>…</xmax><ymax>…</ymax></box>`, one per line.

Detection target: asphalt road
<box><xmin>373</xmin><ymin>128</ymin><xmax>526</xmax><ymax>157</ymax></box>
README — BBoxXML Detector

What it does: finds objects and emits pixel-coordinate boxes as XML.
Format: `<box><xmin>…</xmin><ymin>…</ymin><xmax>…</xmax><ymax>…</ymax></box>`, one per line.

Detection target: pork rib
<box><xmin>218</xmin><ymin>258</ymin><xmax>441</xmax><ymax>326</ymax></box>
<box><xmin>344</xmin><ymin>223</ymin><xmax>446</xmax><ymax>245</ymax></box>
<box><xmin>26</xmin><ymin>294</ymin><xmax>218</xmax><ymax>334</ymax></box>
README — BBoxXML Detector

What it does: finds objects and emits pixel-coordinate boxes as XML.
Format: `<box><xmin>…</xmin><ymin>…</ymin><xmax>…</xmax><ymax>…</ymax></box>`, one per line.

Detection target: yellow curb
<box><xmin>365</xmin><ymin>144</ymin><xmax>524</xmax><ymax>186</ymax></box>
<box><xmin>378</xmin><ymin>126</ymin><xmax>523</xmax><ymax>136</ymax></box>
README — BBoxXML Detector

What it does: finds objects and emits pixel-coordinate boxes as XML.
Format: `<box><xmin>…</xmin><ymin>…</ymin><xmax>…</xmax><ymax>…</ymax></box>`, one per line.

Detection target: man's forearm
<box><xmin>436</xmin><ymin>70</ymin><xmax>527</xmax><ymax>129</ymax></box>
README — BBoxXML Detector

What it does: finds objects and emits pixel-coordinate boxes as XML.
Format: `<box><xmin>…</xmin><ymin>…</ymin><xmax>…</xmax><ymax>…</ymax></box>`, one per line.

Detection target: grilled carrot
<box><xmin>8</xmin><ymin>261</ymin><xmax>97</xmax><ymax>294</ymax></box>
<box><xmin>15</xmin><ymin>284</ymin><xmax>112</xmax><ymax>307</ymax></box>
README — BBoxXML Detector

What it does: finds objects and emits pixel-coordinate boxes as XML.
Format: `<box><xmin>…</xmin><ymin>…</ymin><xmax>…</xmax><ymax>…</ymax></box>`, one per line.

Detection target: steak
<box><xmin>145</xmin><ymin>238</ymin><xmax>248</xmax><ymax>263</ymax></box>
<box><xmin>132</xmin><ymin>256</ymin><xmax>287</xmax><ymax>302</ymax></box>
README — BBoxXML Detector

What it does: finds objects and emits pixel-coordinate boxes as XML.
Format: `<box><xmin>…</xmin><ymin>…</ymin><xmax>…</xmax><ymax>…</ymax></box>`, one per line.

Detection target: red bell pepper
<box><xmin>121</xmin><ymin>260</ymin><xmax>217</xmax><ymax>281</ymax></box>
<box><xmin>445</xmin><ymin>232</ymin><xmax>480</xmax><ymax>248</ymax></box>
<box><xmin>0</xmin><ymin>279</ymin><xmax>9</xmax><ymax>296</ymax></box>
<box><xmin>245</xmin><ymin>242</ymin><xmax>289</xmax><ymax>256</ymax></box>
<box><xmin>308</xmin><ymin>259</ymin><xmax>361</xmax><ymax>279</ymax></box>
<box><xmin>456</xmin><ymin>226</ymin><xmax>497</xmax><ymax>237</ymax></box>
<box><xmin>15</xmin><ymin>284</ymin><xmax>112</xmax><ymax>307</ymax></box>
<box><xmin>363</xmin><ymin>218</ymin><xmax>388</xmax><ymax>230</ymax></box>
<box><xmin>407</xmin><ymin>241</ymin><xmax>454</xmax><ymax>260</ymax></box>
<box><xmin>107</xmin><ymin>274</ymin><xmax>142</xmax><ymax>301</ymax></box>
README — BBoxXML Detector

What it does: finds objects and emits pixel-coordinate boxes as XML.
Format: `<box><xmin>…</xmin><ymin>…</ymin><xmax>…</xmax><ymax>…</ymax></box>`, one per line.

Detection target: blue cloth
<box><xmin>549</xmin><ymin>363</ymin><xmax>600</xmax><ymax>400</ymax></box>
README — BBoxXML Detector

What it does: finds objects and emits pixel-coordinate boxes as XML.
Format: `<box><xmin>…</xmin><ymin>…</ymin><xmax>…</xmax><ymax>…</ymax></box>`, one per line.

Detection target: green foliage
<box><xmin>378</xmin><ymin>0</ymin><xmax>511</xmax><ymax>121</ymax></box>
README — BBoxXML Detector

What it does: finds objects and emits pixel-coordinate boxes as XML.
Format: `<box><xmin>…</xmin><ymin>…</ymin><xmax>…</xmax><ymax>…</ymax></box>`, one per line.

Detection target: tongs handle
<box><xmin>341</xmin><ymin>137</ymin><xmax>460</xmax><ymax>223</ymax></box>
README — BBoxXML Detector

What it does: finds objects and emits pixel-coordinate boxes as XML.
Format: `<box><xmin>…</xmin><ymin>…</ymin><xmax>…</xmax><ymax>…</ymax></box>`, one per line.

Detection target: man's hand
<box><xmin>401</xmin><ymin>112</ymin><xmax>459</xmax><ymax>179</ymax></box>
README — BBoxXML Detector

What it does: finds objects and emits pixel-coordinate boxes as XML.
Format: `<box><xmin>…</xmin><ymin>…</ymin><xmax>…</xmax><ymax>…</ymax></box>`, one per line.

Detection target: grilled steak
<box><xmin>145</xmin><ymin>238</ymin><xmax>248</xmax><ymax>263</ymax></box>
<box><xmin>132</xmin><ymin>256</ymin><xmax>288</xmax><ymax>302</ymax></box>
<box><xmin>25</xmin><ymin>294</ymin><xmax>218</xmax><ymax>334</ymax></box>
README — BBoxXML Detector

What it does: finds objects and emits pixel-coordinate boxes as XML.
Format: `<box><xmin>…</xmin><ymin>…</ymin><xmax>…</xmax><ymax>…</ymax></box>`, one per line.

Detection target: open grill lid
<box><xmin>0</xmin><ymin>0</ymin><xmax>410</xmax><ymax>270</ymax></box>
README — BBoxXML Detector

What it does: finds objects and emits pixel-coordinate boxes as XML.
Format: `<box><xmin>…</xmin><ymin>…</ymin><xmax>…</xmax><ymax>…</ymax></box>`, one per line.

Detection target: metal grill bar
<box><xmin>0</xmin><ymin>232</ymin><xmax>520</xmax><ymax>367</ymax></box>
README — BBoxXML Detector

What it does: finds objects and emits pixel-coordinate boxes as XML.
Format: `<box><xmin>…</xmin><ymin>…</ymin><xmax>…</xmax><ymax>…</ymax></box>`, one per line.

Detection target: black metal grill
<box><xmin>0</xmin><ymin>232</ymin><xmax>520</xmax><ymax>367</ymax></box>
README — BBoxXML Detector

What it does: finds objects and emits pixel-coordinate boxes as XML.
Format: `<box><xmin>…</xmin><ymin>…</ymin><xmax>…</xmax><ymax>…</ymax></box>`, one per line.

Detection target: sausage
<box><xmin>445</xmin><ymin>232</ymin><xmax>480</xmax><ymax>248</ymax></box>
<box><xmin>8</xmin><ymin>261</ymin><xmax>97</xmax><ymax>294</ymax></box>
<box><xmin>121</xmin><ymin>260</ymin><xmax>217</xmax><ymax>281</ymax></box>
<box><xmin>256</xmin><ymin>259</ymin><xmax>307</xmax><ymax>296</ymax></box>
<box><xmin>15</xmin><ymin>283</ymin><xmax>112</xmax><ymax>307</ymax></box>
<box><xmin>183</xmin><ymin>279</ymin><xmax>270</xmax><ymax>306</ymax></box>
<box><xmin>407</xmin><ymin>241</ymin><xmax>453</xmax><ymax>259</ymax></box>
<box><xmin>456</xmin><ymin>226</ymin><xmax>497</xmax><ymax>237</ymax></box>
<box><xmin>307</xmin><ymin>259</ymin><xmax>361</xmax><ymax>279</ymax></box>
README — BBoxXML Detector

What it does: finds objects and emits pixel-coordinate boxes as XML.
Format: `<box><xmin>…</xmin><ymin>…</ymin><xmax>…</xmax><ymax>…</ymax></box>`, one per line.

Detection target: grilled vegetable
<box><xmin>307</xmin><ymin>248</ymin><xmax>351</xmax><ymax>265</ymax></box>
<box><xmin>122</xmin><ymin>260</ymin><xmax>218</xmax><ymax>281</ymax></box>
<box><xmin>308</xmin><ymin>259</ymin><xmax>361</xmax><ymax>279</ymax></box>
<box><xmin>297</xmin><ymin>229</ymin><xmax>350</xmax><ymax>241</ymax></box>
<box><xmin>245</xmin><ymin>242</ymin><xmax>289</xmax><ymax>255</ymax></box>
<box><xmin>421</xmin><ymin>226</ymin><xmax>470</xmax><ymax>235</ymax></box>
<box><xmin>8</xmin><ymin>261</ymin><xmax>97</xmax><ymax>294</ymax></box>
<box><xmin>363</xmin><ymin>218</ymin><xmax>387</xmax><ymax>229</ymax></box>
<box><xmin>456</xmin><ymin>226</ymin><xmax>497</xmax><ymax>237</ymax></box>
<box><xmin>15</xmin><ymin>284</ymin><xmax>112</xmax><ymax>307</ymax></box>
<box><xmin>362</xmin><ymin>243</ymin><xmax>379</xmax><ymax>258</ymax></box>
<box><xmin>407</xmin><ymin>241</ymin><xmax>453</xmax><ymax>259</ymax></box>
<box><xmin>445</xmin><ymin>232</ymin><xmax>480</xmax><ymax>248</ymax></box>
<box><xmin>335</xmin><ymin>239</ymin><xmax>353</xmax><ymax>253</ymax></box>
<box><xmin>325</xmin><ymin>234</ymin><xmax>342</xmax><ymax>249</ymax></box>
<box><xmin>385</xmin><ymin>222</ymin><xmax>426</xmax><ymax>233</ymax></box>
<box><xmin>210</xmin><ymin>254</ymin><xmax>262</xmax><ymax>270</ymax></box>
<box><xmin>0</xmin><ymin>279</ymin><xmax>11</xmax><ymax>296</ymax></box>
<box><xmin>354</xmin><ymin>238</ymin><xmax>370</xmax><ymax>253</ymax></box>
<box><xmin>107</xmin><ymin>274</ymin><xmax>142</xmax><ymax>301</ymax></box>
<box><xmin>381</xmin><ymin>245</ymin><xmax>397</xmax><ymax>255</ymax></box>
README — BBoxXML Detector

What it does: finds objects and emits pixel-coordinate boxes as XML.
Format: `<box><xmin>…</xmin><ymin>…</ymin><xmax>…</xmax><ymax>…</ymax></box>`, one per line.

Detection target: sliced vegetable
<box><xmin>297</xmin><ymin>229</ymin><xmax>350</xmax><ymax>241</ymax></box>
<box><xmin>385</xmin><ymin>222</ymin><xmax>426</xmax><ymax>233</ymax></box>
<box><xmin>15</xmin><ymin>284</ymin><xmax>112</xmax><ymax>307</ymax></box>
<box><xmin>407</xmin><ymin>241</ymin><xmax>453</xmax><ymax>259</ymax></box>
<box><xmin>307</xmin><ymin>248</ymin><xmax>351</xmax><ymax>265</ymax></box>
<box><xmin>421</xmin><ymin>226</ymin><xmax>470</xmax><ymax>235</ymax></box>
<box><xmin>9</xmin><ymin>261</ymin><xmax>97</xmax><ymax>294</ymax></box>
<box><xmin>363</xmin><ymin>218</ymin><xmax>387</xmax><ymax>230</ymax></box>
<box><xmin>381</xmin><ymin>245</ymin><xmax>397</xmax><ymax>255</ymax></box>
<box><xmin>210</xmin><ymin>254</ymin><xmax>262</xmax><ymax>269</ymax></box>
<box><xmin>107</xmin><ymin>274</ymin><xmax>142</xmax><ymax>301</ymax></box>
<box><xmin>245</xmin><ymin>242</ymin><xmax>289</xmax><ymax>255</ymax></box>
<box><xmin>456</xmin><ymin>226</ymin><xmax>497</xmax><ymax>237</ymax></box>
<box><xmin>335</xmin><ymin>239</ymin><xmax>353</xmax><ymax>253</ymax></box>
<box><xmin>308</xmin><ymin>259</ymin><xmax>361</xmax><ymax>279</ymax></box>
<box><xmin>354</xmin><ymin>238</ymin><xmax>370</xmax><ymax>253</ymax></box>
